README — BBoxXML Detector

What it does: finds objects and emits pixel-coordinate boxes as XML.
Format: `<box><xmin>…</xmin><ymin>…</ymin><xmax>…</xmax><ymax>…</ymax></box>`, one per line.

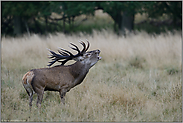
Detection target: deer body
<box><xmin>22</xmin><ymin>41</ymin><xmax>101</xmax><ymax>110</ymax></box>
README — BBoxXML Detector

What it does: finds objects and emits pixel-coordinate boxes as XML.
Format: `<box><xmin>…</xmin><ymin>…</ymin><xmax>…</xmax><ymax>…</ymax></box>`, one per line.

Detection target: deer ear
<box><xmin>84</xmin><ymin>52</ymin><xmax>91</xmax><ymax>57</ymax></box>
<box><xmin>74</xmin><ymin>56</ymin><xmax>84</xmax><ymax>61</ymax></box>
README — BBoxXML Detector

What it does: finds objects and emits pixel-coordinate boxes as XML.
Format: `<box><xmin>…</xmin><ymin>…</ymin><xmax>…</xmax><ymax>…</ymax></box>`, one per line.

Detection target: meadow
<box><xmin>1</xmin><ymin>30</ymin><xmax>182</xmax><ymax>122</ymax></box>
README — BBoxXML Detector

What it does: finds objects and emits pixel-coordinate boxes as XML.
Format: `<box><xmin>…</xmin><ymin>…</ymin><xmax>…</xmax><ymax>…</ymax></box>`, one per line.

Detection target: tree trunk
<box><xmin>13</xmin><ymin>16</ymin><xmax>22</xmax><ymax>36</ymax></box>
<box><xmin>68</xmin><ymin>17</ymin><xmax>71</xmax><ymax>28</ymax></box>
<box><xmin>24</xmin><ymin>19</ymin><xmax>30</xmax><ymax>37</ymax></box>
<box><xmin>34</xmin><ymin>18</ymin><xmax>42</xmax><ymax>34</ymax></box>
<box><xmin>45</xmin><ymin>16</ymin><xmax>48</xmax><ymax>33</ymax></box>
<box><xmin>63</xmin><ymin>14</ymin><xmax>66</xmax><ymax>33</ymax></box>
<box><xmin>110</xmin><ymin>13</ymin><xmax>121</xmax><ymax>35</ymax></box>
<box><xmin>113</xmin><ymin>22</ymin><xmax>118</xmax><ymax>33</ymax></box>
<box><xmin>72</xmin><ymin>16</ymin><xmax>75</xmax><ymax>27</ymax></box>
<box><xmin>120</xmin><ymin>11</ymin><xmax>134</xmax><ymax>35</ymax></box>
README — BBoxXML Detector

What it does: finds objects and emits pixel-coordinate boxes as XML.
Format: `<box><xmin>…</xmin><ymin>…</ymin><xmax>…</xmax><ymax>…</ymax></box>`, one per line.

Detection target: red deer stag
<box><xmin>22</xmin><ymin>40</ymin><xmax>101</xmax><ymax>110</ymax></box>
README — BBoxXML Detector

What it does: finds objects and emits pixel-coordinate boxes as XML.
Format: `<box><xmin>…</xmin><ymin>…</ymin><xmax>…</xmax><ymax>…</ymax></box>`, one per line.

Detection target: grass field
<box><xmin>1</xmin><ymin>30</ymin><xmax>182</xmax><ymax>122</ymax></box>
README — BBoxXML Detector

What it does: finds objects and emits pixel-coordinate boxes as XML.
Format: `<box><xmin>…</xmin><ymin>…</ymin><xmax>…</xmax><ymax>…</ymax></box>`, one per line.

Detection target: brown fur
<box><xmin>22</xmin><ymin>71</ymin><xmax>34</xmax><ymax>85</ymax></box>
<box><xmin>22</xmin><ymin>49</ymin><xmax>101</xmax><ymax>110</ymax></box>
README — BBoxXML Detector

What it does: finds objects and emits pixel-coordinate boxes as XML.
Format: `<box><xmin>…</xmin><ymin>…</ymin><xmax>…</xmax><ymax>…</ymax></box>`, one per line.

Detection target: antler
<box><xmin>47</xmin><ymin>40</ymin><xmax>90</xmax><ymax>67</ymax></box>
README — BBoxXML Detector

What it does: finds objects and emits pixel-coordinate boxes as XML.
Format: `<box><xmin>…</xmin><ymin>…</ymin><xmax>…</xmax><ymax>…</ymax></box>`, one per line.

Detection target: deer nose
<box><xmin>96</xmin><ymin>49</ymin><xmax>100</xmax><ymax>54</ymax></box>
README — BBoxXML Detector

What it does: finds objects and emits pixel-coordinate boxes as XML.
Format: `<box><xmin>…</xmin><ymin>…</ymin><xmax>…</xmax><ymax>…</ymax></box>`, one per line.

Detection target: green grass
<box><xmin>1</xmin><ymin>30</ymin><xmax>182</xmax><ymax>122</ymax></box>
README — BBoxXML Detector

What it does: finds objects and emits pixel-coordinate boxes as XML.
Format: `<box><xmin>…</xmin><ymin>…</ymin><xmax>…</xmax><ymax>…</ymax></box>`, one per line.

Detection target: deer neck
<box><xmin>68</xmin><ymin>61</ymin><xmax>90</xmax><ymax>86</ymax></box>
<box><xmin>69</xmin><ymin>61</ymin><xmax>89</xmax><ymax>78</ymax></box>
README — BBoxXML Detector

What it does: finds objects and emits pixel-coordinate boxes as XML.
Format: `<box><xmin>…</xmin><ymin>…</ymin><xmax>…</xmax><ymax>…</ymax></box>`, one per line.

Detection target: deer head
<box><xmin>48</xmin><ymin>40</ymin><xmax>101</xmax><ymax>68</ymax></box>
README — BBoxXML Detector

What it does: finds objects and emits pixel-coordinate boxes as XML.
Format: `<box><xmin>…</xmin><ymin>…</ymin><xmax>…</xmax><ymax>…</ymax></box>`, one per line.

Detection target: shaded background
<box><xmin>1</xmin><ymin>1</ymin><xmax>182</xmax><ymax>37</ymax></box>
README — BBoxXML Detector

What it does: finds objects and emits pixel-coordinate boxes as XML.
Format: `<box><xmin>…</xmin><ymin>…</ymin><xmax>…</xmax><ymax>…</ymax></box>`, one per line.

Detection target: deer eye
<box><xmin>86</xmin><ymin>53</ymin><xmax>91</xmax><ymax>57</ymax></box>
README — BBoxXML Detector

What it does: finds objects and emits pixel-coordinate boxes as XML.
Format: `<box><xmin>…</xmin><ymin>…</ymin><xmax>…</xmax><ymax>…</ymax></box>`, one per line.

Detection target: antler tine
<box><xmin>79</xmin><ymin>40</ymin><xmax>86</xmax><ymax>53</ymax></box>
<box><xmin>69</xmin><ymin>42</ymin><xmax>81</xmax><ymax>54</ymax></box>
<box><xmin>47</xmin><ymin>48</ymin><xmax>71</xmax><ymax>67</ymax></box>
<box><xmin>47</xmin><ymin>61</ymin><xmax>55</xmax><ymax>67</ymax></box>
<box><xmin>59</xmin><ymin>48</ymin><xmax>74</xmax><ymax>56</ymax></box>
<box><xmin>47</xmin><ymin>40</ymin><xmax>90</xmax><ymax>67</ymax></box>
<box><xmin>85</xmin><ymin>40</ymin><xmax>90</xmax><ymax>52</ymax></box>
<box><xmin>58</xmin><ymin>49</ymin><xmax>69</xmax><ymax>56</ymax></box>
<box><xmin>60</xmin><ymin>59</ymin><xmax>70</xmax><ymax>65</ymax></box>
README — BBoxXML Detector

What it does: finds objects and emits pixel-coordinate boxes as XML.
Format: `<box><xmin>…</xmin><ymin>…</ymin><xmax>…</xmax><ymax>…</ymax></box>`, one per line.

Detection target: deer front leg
<box><xmin>34</xmin><ymin>87</ymin><xmax>44</xmax><ymax>109</ymax></box>
<box><xmin>59</xmin><ymin>90</ymin><xmax>66</xmax><ymax>105</ymax></box>
<box><xmin>36</xmin><ymin>93</ymin><xmax>44</xmax><ymax>109</ymax></box>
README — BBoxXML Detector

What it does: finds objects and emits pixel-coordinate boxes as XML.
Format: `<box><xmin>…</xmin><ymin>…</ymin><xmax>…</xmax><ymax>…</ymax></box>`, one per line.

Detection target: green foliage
<box><xmin>2</xmin><ymin>2</ymin><xmax>41</xmax><ymax>18</ymax></box>
<box><xmin>100</xmin><ymin>1</ymin><xmax>149</xmax><ymax>16</ymax></box>
<box><xmin>145</xmin><ymin>2</ymin><xmax>182</xmax><ymax>22</ymax></box>
<box><xmin>2</xmin><ymin>2</ymin><xmax>52</xmax><ymax>36</ymax></box>
<box><xmin>1</xmin><ymin>1</ymin><xmax>182</xmax><ymax>36</ymax></box>
<box><xmin>49</xmin><ymin>2</ymin><xmax>96</xmax><ymax>18</ymax></box>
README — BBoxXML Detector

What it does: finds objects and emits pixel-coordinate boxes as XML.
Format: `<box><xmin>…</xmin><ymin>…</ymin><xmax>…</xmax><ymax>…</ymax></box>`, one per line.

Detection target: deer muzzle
<box><xmin>96</xmin><ymin>49</ymin><xmax>102</xmax><ymax>60</ymax></box>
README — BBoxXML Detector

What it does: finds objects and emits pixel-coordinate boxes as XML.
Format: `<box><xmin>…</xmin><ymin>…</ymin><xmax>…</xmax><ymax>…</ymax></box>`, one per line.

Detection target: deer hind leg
<box><xmin>59</xmin><ymin>90</ymin><xmax>66</xmax><ymax>105</ymax></box>
<box><xmin>31</xmin><ymin>85</ymin><xmax>44</xmax><ymax>109</ymax></box>
<box><xmin>29</xmin><ymin>93</ymin><xmax>33</xmax><ymax>111</ymax></box>
<box><xmin>22</xmin><ymin>71</ymin><xmax>35</xmax><ymax>111</ymax></box>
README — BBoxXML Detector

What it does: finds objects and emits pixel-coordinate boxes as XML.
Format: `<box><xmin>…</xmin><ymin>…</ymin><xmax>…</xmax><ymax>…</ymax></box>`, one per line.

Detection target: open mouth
<box><xmin>96</xmin><ymin>50</ymin><xmax>101</xmax><ymax>60</ymax></box>
<box><xmin>97</xmin><ymin>55</ymin><xmax>102</xmax><ymax>60</ymax></box>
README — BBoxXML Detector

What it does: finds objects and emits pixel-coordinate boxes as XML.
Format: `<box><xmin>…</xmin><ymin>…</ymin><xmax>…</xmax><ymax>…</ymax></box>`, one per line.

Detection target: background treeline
<box><xmin>1</xmin><ymin>1</ymin><xmax>182</xmax><ymax>36</ymax></box>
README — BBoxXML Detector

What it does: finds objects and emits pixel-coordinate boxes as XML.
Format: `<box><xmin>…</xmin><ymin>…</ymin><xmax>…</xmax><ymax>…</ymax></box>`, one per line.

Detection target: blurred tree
<box><xmin>2</xmin><ymin>2</ymin><xmax>40</xmax><ymax>36</ymax></box>
<box><xmin>144</xmin><ymin>1</ymin><xmax>182</xmax><ymax>26</ymax></box>
<box><xmin>2</xmin><ymin>1</ymin><xmax>52</xmax><ymax>36</ymax></box>
<box><xmin>48</xmin><ymin>2</ymin><xmax>96</xmax><ymax>33</ymax></box>
<box><xmin>97</xmin><ymin>1</ymin><xmax>151</xmax><ymax>35</ymax></box>
<box><xmin>38</xmin><ymin>2</ymin><xmax>52</xmax><ymax>33</ymax></box>
<box><xmin>1</xmin><ymin>1</ymin><xmax>181</xmax><ymax>36</ymax></box>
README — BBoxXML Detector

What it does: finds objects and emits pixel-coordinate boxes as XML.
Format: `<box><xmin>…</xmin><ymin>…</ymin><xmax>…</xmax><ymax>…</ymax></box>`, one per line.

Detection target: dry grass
<box><xmin>1</xmin><ymin>30</ymin><xmax>182</xmax><ymax>122</ymax></box>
